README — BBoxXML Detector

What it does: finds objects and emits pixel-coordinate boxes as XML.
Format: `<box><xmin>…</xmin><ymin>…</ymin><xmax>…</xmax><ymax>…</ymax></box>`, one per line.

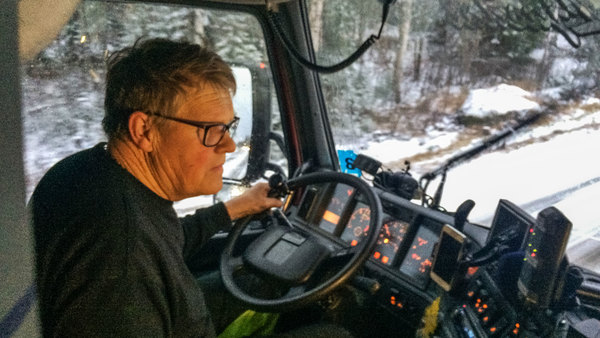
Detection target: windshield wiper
<box><xmin>420</xmin><ymin>111</ymin><xmax>545</xmax><ymax>209</ymax></box>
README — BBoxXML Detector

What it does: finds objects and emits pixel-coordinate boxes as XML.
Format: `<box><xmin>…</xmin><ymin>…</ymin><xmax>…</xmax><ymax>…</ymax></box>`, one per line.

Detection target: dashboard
<box><xmin>284</xmin><ymin>181</ymin><xmax>577</xmax><ymax>336</ymax></box>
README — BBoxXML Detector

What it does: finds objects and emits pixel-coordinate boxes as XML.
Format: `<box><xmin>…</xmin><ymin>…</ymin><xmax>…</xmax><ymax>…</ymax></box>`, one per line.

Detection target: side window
<box><xmin>21</xmin><ymin>1</ymin><xmax>285</xmax><ymax>214</ymax></box>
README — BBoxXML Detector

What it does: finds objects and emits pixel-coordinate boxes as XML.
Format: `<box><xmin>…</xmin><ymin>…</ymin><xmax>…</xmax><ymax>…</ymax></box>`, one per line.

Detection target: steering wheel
<box><xmin>220</xmin><ymin>171</ymin><xmax>382</xmax><ymax>312</ymax></box>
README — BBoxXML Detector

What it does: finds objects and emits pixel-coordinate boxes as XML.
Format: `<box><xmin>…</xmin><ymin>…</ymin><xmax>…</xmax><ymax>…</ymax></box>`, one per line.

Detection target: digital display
<box><xmin>489</xmin><ymin>199</ymin><xmax>534</xmax><ymax>251</ymax></box>
<box><xmin>399</xmin><ymin>225</ymin><xmax>438</xmax><ymax>287</ymax></box>
<box><xmin>341</xmin><ymin>202</ymin><xmax>370</xmax><ymax>246</ymax></box>
<box><xmin>319</xmin><ymin>184</ymin><xmax>354</xmax><ymax>233</ymax></box>
<box><xmin>372</xmin><ymin>217</ymin><xmax>409</xmax><ymax>266</ymax></box>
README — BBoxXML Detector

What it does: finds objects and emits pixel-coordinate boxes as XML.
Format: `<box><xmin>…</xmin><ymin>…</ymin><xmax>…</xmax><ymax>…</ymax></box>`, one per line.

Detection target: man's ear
<box><xmin>128</xmin><ymin>111</ymin><xmax>154</xmax><ymax>152</ymax></box>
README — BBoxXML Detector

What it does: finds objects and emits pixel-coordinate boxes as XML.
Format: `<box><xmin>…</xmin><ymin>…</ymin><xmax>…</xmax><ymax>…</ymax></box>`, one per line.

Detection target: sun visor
<box><xmin>18</xmin><ymin>0</ymin><xmax>81</xmax><ymax>61</ymax></box>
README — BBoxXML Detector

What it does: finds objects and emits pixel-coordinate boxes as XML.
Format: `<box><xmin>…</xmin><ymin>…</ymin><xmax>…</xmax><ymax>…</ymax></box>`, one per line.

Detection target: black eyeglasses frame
<box><xmin>147</xmin><ymin>113</ymin><xmax>240</xmax><ymax>147</ymax></box>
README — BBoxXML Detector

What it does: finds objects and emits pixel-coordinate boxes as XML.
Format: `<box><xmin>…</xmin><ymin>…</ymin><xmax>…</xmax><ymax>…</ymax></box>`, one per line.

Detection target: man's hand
<box><xmin>224</xmin><ymin>182</ymin><xmax>283</xmax><ymax>221</ymax></box>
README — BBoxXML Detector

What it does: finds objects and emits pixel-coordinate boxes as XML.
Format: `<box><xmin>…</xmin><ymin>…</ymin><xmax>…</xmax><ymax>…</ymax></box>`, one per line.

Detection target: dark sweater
<box><xmin>30</xmin><ymin>143</ymin><xmax>231</xmax><ymax>337</ymax></box>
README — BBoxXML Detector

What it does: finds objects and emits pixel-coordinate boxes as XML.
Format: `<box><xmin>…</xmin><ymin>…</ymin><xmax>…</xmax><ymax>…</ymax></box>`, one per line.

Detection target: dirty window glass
<box><xmin>21</xmin><ymin>1</ymin><xmax>282</xmax><ymax>213</ymax></box>
<box><xmin>309</xmin><ymin>0</ymin><xmax>600</xmax><ymax>272</ymax></box>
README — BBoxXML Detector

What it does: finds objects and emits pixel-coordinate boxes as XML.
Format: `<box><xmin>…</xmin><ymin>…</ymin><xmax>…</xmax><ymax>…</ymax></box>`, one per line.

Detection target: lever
<box><xmin>454</xmin><ymin>199</ymin><xmax>475</xmax><ymax>232</ymax></box>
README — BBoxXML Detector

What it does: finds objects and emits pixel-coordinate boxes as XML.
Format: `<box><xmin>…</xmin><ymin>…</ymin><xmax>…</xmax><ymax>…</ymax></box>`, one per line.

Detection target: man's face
<box><xmin>150</xmin><ymin>84</ymin><xmax>236</xmax><ymax>201</ymax></box>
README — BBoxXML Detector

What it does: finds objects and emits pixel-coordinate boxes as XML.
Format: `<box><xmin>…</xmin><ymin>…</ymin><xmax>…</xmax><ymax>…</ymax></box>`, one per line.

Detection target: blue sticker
<box><xmin>337</xmin><ymin>149</ymin><xmax>362</xmax><ymax>177</ymax></box>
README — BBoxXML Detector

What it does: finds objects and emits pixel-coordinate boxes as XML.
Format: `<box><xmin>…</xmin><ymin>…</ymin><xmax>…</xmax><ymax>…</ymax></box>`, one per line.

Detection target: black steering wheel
<box><xmin>220</xmin><ymin>171</ymin><xmax>382</xmax><ymax>312</ymax></box>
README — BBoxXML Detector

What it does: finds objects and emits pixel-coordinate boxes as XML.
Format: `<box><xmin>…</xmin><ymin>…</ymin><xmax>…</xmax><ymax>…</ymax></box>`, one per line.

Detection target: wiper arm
<box><xmin>420</xmin><ymin>111</ymin><xmax>545</xmax><ymax>209</ymax></box>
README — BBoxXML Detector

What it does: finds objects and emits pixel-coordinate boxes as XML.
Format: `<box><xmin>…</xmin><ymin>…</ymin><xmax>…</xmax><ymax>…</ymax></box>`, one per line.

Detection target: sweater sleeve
<box><xmin>180</xmin><ymin>202</ymin><xmax>232</xmax><ymax>260</ymax></box>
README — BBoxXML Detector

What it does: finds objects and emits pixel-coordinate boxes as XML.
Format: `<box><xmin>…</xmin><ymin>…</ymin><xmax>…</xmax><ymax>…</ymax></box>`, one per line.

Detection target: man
<box><xmin>30</xmin><ymin>38</ymin><xmax>282</xmax><ymax>337</ymax></box>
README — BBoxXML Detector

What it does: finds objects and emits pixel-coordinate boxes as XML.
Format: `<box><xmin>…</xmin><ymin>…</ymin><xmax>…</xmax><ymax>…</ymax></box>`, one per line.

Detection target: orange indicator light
<box><xmin>259</xmin><ymin>62</ymin><xmax>266</xmax><ymax>69</ymax></box>
<box><xmin>382</xmin><ymin>256</ymin><xmax>389</xmax><ymax>264</ymax></box>
<box><xmin>467</xmin><ymin>291</ymin><xmax>474</xmax><ymax>297</ymax></box>
<box><xmin>374</xmin><ymin>252</ymin><xmax>381</xmax><ymax>259</ymax></box>
<box><xmin>397</xmin><ymin>302</ymin><xmax>403</xmax><ymax>308</ymax></box>
<box><xmin>483</xmin><ymin>316</ymin><xmax>489</xmax><ymax>323</ymax></box>
<box><xmin>490</xmin><ymin>327</ymin><xmax>497</xmax><ymax>333</ymax></box>
<box><xmin>323</xmin><ymin>210</ymin><xmax>340</xmax><ymax>225</ymax></box>
<box><xmin>351</xmin><ymin>240</ymin><xmax>358</xmax><ymax>247</ymax></box>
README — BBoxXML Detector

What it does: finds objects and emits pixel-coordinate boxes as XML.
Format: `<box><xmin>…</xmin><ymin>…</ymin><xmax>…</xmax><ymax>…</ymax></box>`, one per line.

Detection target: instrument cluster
<box><xmin>296</xmin><ymin>182</ymin><xmax>444</xmax><ymax>290</ymax></box>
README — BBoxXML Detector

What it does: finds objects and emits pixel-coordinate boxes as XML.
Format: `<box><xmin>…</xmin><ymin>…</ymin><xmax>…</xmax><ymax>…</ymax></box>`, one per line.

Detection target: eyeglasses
<box><xmin>148</xmin><ymin>113</ymin><xmax>240</xmax><ymax>147</ymax></box>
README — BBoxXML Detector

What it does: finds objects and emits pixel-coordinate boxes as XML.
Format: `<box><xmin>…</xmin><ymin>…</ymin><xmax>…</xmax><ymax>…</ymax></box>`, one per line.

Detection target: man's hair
<box><xmin>102</xmin><ymin>38</ymin><xmax>236</xmax><ymax>140</ymax></box>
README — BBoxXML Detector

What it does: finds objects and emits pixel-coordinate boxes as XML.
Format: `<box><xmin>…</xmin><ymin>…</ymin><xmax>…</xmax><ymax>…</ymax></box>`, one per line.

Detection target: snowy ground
<box><xmin>360</xmin><ymin>84</ymin><xmax>600</xmax><ymax>271</ymax></box>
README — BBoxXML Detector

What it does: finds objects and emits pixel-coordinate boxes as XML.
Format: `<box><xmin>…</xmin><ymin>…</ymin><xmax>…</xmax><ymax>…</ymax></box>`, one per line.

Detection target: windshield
<box><xmin>310</xmin><ymin>0</ymin><xmax>600</xmax><ymax>273</ymax></box>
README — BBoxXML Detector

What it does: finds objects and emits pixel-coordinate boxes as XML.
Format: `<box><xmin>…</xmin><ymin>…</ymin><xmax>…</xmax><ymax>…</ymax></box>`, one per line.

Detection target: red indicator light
<box><xmin>531</xmin><ymin>252</ymin><xmax>536</xmax><ymax>257</ymax></box>
<box><xmin>530</xmin><ymin>228</ymin><xmax>534</xmax><ymax>233</ymax></box>
<box><xmin>259</xmin><ymin>62</ymin><xmax>266</xmax><ymax>69</ymax></box>
<box><xmin>462</xmin><ymin>304</ymin><xmax>467</xmax><ymax>308</ymax></box>
<box><xmin>382</xmin><ymin>256</ymin><xmax>389</xmax><ymax>264</ymax></box>
<box><xmin>351</xmin><ymin>240</ymin><xmax>358</xmax><ymax>247</ymax></box>
<box><xmin>374</xmin><ymin>252</ymin><xmax>381</xmax><ymax>259</ymax></box>
<box><xmin>467</xmin><ymin>267</ymin><xmax>479</xmax><ymax>275</ymax></box>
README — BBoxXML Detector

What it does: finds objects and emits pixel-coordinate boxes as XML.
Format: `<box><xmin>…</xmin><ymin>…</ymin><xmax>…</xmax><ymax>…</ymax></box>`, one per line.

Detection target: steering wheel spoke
<box><xmin>225</xmin><ymin>255</ymin><xmax>245</xmax><ymax>273</ymax></box>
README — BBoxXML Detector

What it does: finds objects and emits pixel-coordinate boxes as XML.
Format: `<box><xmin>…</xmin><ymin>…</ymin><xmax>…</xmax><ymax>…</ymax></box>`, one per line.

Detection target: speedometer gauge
<box><xmin>341</xmin><ymin>203</ymin><xmax>370</xmax><ymax>246</ymax></box>
<box><xmin>373</xmin><ymin>218</ymin><xmax>409</xmax><ymax>265</ymax></box>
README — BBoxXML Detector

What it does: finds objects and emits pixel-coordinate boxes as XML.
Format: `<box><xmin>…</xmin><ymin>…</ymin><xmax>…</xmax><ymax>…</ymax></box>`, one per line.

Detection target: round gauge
<box><xmin>341</xmin><ymin>205</ymin><xmax>371</xmax><ymax>246</ymax></box>
<box><xmin>373</xmin><ymin>219</ymin><xmax>408</xmax><ymax>265</ymax></box>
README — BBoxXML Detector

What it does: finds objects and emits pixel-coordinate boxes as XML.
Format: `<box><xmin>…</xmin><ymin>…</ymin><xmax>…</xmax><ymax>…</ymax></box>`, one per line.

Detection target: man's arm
<box><xmin>180</xmin><ymin>182</ymin><xmax>282</xmax><ymax>260</ymax></box>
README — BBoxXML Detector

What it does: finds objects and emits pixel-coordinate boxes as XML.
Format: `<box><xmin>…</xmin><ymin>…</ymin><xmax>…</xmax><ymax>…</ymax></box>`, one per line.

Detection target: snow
<box><xmin>460</xmin><ymin>84</ymin><xmax>540</xmax><ymax>118</ymax></box>
<box><xmin>360</xmin><ymin>84</ymin><xmax>600</xmax><ymax>269</ymax></box>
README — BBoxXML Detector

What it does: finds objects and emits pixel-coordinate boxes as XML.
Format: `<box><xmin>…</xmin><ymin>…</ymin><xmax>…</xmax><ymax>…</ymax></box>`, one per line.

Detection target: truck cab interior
<box><xmin>3</xmin><ymin>0</ymin><xmax>600</xmax><ymax>336</ymax></box>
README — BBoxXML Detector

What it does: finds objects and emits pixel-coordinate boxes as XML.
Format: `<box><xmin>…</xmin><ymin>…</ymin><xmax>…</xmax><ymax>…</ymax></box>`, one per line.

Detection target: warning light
<box><xmin>351</xmin><ymin>240</ymin><xmax>358</xmax><ymax>247</ymax></box>
<box><xmin>382</xmin><ymin>256</ymin><xmax>389</xmax><ymax>264</ymax></box>
<box><xmin>322</xmin><ymin>210</ymin><xmax>340</xmax><ymax>225</ymax></box>
<box><xmin>467</xmin><ymin>267</ymin><xmax>479</xmax><ymax>276</ymax></box>
<box><xmin>374</xmin><ymin>252</ymin><xmax>381</xmax><ymax>259</ymax></box>
<box><xmin>259</xmin><ymin>62</ymin><xmax>266</xmax><ymax>69</ymax></box>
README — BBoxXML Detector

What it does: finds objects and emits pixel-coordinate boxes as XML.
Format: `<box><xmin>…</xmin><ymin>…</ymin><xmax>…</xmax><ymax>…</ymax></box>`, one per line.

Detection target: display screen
<box><xmin>341</xmin><ymin>202</ymin><xmax>370</xmax><ymax>246</ymax></box>
<box><xmin>319</xmin><ymin>184</ymin><xmax>354</xmax><ymax>233</ymax></box>
<box><xmin>488</xmin><ymin>199</ymin><xmax>534</xmax><ymax>251</ymax></box>
<box><xmin>399</xmin><ymin>225</ymin><xmax>438</xmax><ymax>287</ymax></box>
<box><xmin>372</xmin><ymin>217</ymin><xmax>409</xmax><ymax>266</ymax></box>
